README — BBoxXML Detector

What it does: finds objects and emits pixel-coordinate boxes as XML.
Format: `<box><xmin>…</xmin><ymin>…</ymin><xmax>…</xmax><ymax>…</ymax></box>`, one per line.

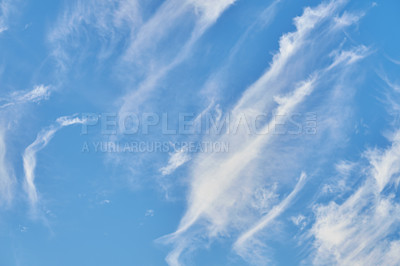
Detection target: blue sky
<box><xmin>1</xmin><ymin>0</ymin><xmax>400</xmax><ymax>265</ymax></box>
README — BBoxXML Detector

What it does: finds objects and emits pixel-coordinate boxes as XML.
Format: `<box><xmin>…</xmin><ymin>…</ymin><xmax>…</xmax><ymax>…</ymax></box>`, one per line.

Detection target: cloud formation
<box><xmin>234</xmin><ymin>172</ymin><xmax>307</xmax><ymax>260</ymax></box>
<box><xmin>0</xmin><ymin>85</ymin><xmax>52</xmax><ymax>109</ymax></box>
<box><xmin>160</xmin><ymin>148</ymin><xmax>191</xmax><ymax>176</ymax></box>
<box><xmin>161</xmin><ymin>0</ymin><xmax>370</xmax><ymax>264</ymax></box>
<box><xmin>48</xmin><ymin>0</ymin><xmax>142</xmax><ymax>70</ymax></box>
<box><xmin>23</xmin><ymin>115</ymin><xmax>86</xmax><ymax>208</ymax></box>
<box><xmin>1</xmin><ymin>0</ymin><xmax>396</xmax><ymax>264</ymax></box>
<box><xmin>0</xmin><ymin>128</ymin><xmax>15</xmax><ymax>206</ymax></box>
<box><xmin>0</xmin><ymin>0</ymin><xmax>12</xmax><ymax>33</ymax></box>
<box><xmin>311</xmin><ymin>131</ymin><xmax>400</xmax><ymax>265</ymax></box>
<box><xmin>0</xmin><ymin>84</ymin><xmax>52</xmax><ymax>206</ymax></box>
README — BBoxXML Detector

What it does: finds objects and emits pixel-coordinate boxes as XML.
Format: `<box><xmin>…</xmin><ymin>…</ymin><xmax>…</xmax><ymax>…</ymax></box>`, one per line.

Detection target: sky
<box><xmin>1</xmin><ymin>0</ymin><xmax>400</xmax><ymax>265</ymax></box>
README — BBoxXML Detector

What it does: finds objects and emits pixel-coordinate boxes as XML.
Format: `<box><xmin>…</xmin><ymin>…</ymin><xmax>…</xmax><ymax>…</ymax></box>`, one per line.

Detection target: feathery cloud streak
<box><xmin>0</xmin><ymin>85</ymin><xmax>52</xmax><ymax>109</ymax></box>
<box><xmin>48</xmin><ymin>0</ymin><xmax>142</xmax><ymax>70</ymax></box>
<box><xmin>118</xmin><ymin>0</ymin><xmax>237</xmax><ymax>115</ymax></box>
<box><xmin>0</xmin><ymin>128</ymin><xmax>14</xmax><ymax>206</ymax></box>
<box><xmin>162</xmin><ymin>0</ymin><xmax>370</xmax><ymax>264</ymax></box>
<box><xmin>311</xmin><ymin>131</ymin><xmax>400</xmax><ymax>265</ymax></box>
<box><xmin>234</xmin><ymin>172</ymin><xmax>307</xmax><ymax>256</ymax></box>
<box><xmin>23</xmin><ymin>115</ymin><xmax>86</xmax><ymax>207</ymax></box>
<box><xmin>0</xmin><ymin>0</ymin><xmax>12</xmax><ymax>33</ymax></box>
<box><xmin>310</xmin><ymin>74</ymin><xmax>400</xmax><ymax>265</ymax></box>
<box><xmin>0</xmin><ymin>85</ymin><xmax>52</xmax><ymax>206</ymax></box>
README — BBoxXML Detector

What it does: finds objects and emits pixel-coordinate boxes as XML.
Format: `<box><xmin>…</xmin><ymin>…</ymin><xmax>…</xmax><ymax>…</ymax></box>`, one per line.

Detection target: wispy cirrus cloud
<box><xmin>200</xmin><ymin>0</ymin><xmax>283</xmax><ymax>100</ymax></box>
<box><xmin>118</xmin><ymin>0</ymin><xmax>238</xmax><ymax>115</ymax></box>
<box><xmin>48</xmin><ymin>0</ymin><xmax>236</xmax><ymax>75</ymax></box>
<box><xmin>0</xmin><ymin>0</ymin><xmax>13</xmax><ymax>33</ymax></box>
<box><xmin>234</xmin><ymin>172</ymin><xmax>307</xmax><ymax>264</ymax></box>
<box><xmin>386</xmin><ymin>55</ymin><xmax>400</xmax><ymax>66</ymax></box>
<box><xmin>159</xmin><ymin>148</ymin><xmax>191</xmax><ymax>176</ymax></box>
<box><xmin>23</xmin><ymin>115</ymin><xmax>86</xmax><ymax>209</ymax></box>
<box><xmin>0</xmin><ymin>85</ymin><xmax>52</xmax><ymax>109</ymax></box>
<box><xmin>160</xmin><ymin>0</ymin><xmax>371</xmax><ymax>264</ymax></box>
<box><xmin>311</xmin><ymin>131</ymin><xmax>400</xmax><ymax>265</ymax></box>
<box><xmin>0</xmin><ymin>84</ymin><xmax>52</xmax><ymax>206</ymax></box>
<box><xmin>0</xmin><ymin>128</ymin><xmax>15</xmax><ymax>206</ymax></box>
<box><xmin>123</xmin><ymin>0</ymin><xmax>236</xmax><ymax>62</ymax></box>
<box><xmin>189</xmin><ymin>0</ymin><xmax>236</xmax><ymax>26</ymax></box>
<box><xmin>307</xmin><ymin>66</ymin><xmax>400</xmax><ymax>265</ymax></box>
<box><xmin>48</xmin><ymin>0</ymin><xmax>142</xmax><ymax>70</ymax></box>
<box><xmin>159</xmin><ymin>101</ymin><xmax>217</xmax><ymax>178</ymax></box>
<box><xmin>47</xmin><ymin>0</ymin><xmax>237</xmax><ymax>118</ymax></box>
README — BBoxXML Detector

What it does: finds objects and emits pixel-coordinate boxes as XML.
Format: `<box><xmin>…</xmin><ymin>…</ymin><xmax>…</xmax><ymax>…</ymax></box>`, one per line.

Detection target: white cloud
<box><xmin>291</xmin><ymin>214</ymin><xmax>307</xmax><ymax>229</ymax></box>
<box><xmin>328</xmin><ymin>45</ymin><xmax>370</xmax><ymax>70</ymax></box>
<box><xmin>321</xmin><ymin>160</ymin><xmax>357</xmax><ymax>195</ymax></box>
<box><xmin>335</xmin><ymin>160</ymin><xmax>356</xmax><ymax>176</ymax></box>
<box><xmin>15</xmin><ymin>85</ymin><xmax>52</xmax><ymax>103</ymax></box>
<box><xmin>123</xmin><ymin>0</ymin><xmax>236</xmax><ymax>62</ymax></box>
<box><xmin>199</xmin><ymin>0</ymin><xmax>283</xmax><ymax>100</ymax></box>
<box><xmin>48</xmin><ymin>0</ymin><xmax>142</xmax><ymax>69</ymax></box>
<box><xmin>23</xmin><ymin>115</ymin><xmax>86</xmax><ymax>208</ymax></box>
<box><xmin>0</xmin><ymin>0</ymin><xmax>12</xmax><ymax>33</ymax></box>
<box><xmin>173</xmin><ymin>77</ymin><xmax>316</xmax><ymax>236</ymax></box>
<box><xmin>160</xmin><ymin>0</ymin><xmax>371</xmax><ymax>264</ymax></box>
<box><xmin>0</xmin><ymin>127</ymin><xmax>15</xmax><ymax>206</ymax></box>
<box><xmin>333</xmin><ymin>11</ymin><xmax>364</xmax><ymax>27</ymax></box>
<box><xmin>189</xmin><ymin>0</ymin><xmax>236</xmax><ymax>28</ymax></box>
<box><xmin>234</xmin><ymin>173</ymin><xmax>307</xmax><ymax>260</ymax></box>
<box><xmin>311</xmin><ymin>130</ymin><xmax>400</xmax><ymax>265</ymax></box>
<box><xmin>250</xmin><ymin>183</ymin><xmax>279</xmax><ymax>215</ymax></box>
<box><xmin>232</xmin><ymin>0</ymin><xmax>347</xmax><ymax>114</ymax></box>
<box><xmin>47</xmin><ymin>0</ymin><xmax>237</xmax><ymax>122</ymax></box>
<box><xmin>19</xmin><ymin>225</ymin><xmax>28</xmax><ymax>233</ymax></box>
<box><xmin>100</xmin><ymin>199</ymin><xmax>110</xmax><ymax>205</ymax></box>
<box><xmin>145</xmin><ymin>209</ymin><xmax>155</xmax><ymax>217</ymax></box>
<box><xmin>381</xmin><ymin>74</ymin><xmax>400</xmax><ymax>93</ymax></box>
<box><xmin>0</xmin><ymin>84</ymin><xmax>52</xmax><ymax>206</ymax></box>
<box><xmin>160</xmin><ymin>148</ymin><xmax>191</xmax><ymax>176</ymax></box>
<box><xmin>386</xmin><ymin>56</ymin><xmax>400</xmax><ymax>66</ymax></box>
<box><xmin>0</xmin><ymin>85</ymin><xmax>52</xmax><ymax>109</ymax></box>
<box><xmin>365</xmin><ymin>135</ymin><xmax>400</xmax><ymax>192</ymax></box>
<box><xmin>117</xmin><ymin>0</ymin><xmax>238</xmax><ymax>118</ymax></box>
